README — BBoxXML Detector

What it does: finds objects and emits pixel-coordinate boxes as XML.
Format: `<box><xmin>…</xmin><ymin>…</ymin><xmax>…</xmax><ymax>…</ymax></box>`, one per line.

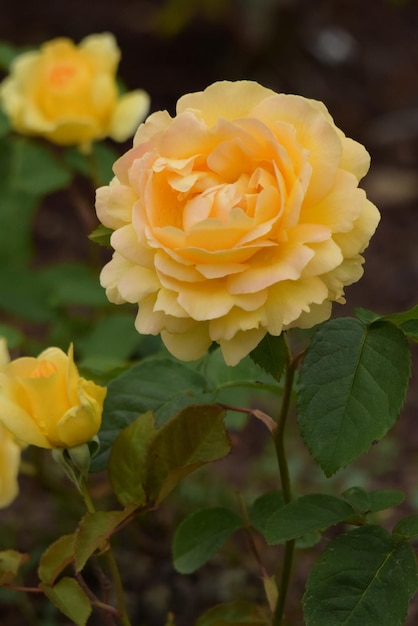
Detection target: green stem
<box><xmin>272</xmin><ymin>346</ymin><xmax>298</xmax><ymax>626</ymax></box>
<box><xmin>79</xmin><ymin>479</ymin><xmax>132</xmax><ymax>626</ymax></box>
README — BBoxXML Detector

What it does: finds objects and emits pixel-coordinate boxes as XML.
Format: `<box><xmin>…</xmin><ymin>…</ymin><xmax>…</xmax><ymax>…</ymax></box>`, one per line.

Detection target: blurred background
<box><xmin>1</xmin><ymin>1</ymin><xmax>418</xmax><ymax>624</ymax></box>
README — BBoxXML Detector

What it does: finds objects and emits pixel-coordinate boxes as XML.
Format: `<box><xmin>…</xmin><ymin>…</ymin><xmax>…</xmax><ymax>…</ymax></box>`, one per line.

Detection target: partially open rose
<box><xmin>0</xmin><ymin>345</ymin><xmax>106</xmax><ymax>449</ymax></box>
<box><xmin>0</xmin><ymin>33</ymin><xmax>149</xmax><ymax>149</ymax></box>
<box><xmin>96</xmin><ymin>80</ymin><xmax>380</xmax><ymax>365</ymax></box>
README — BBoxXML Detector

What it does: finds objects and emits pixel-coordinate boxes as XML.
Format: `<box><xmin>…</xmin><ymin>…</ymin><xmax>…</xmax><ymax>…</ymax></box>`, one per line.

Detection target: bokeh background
<box><xmin>1</xmin><ymin>1</ymin><xmax>418</xmax><ymax>624</ymax></box>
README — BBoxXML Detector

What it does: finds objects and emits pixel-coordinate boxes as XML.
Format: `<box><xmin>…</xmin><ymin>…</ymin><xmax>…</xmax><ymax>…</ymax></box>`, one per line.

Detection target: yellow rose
<box><xmin>96</xmin><ymin>80</ymin><xmax>380</xmax><ymax>366</ymax></box>
<box><xmin>0</xmin><ymin>345</ymin><xmax>106</xmax><ymax>449</ymax></box>
<box><xmin>0</xmin><ymin>339</ymin><xmax>21</xmax><ymax>508</ymax></box>
<box><xmin>0</xmin><ymin>33</ymin><xmax>150</xmax><ymax>149</ymax></box>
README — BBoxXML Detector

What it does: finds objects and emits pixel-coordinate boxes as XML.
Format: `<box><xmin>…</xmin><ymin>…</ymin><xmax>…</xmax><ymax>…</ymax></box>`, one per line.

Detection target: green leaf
<box><xmin>91</xmin><ymin>142</ymin><xmax>118</xmax><ymax>185</ymax></box>
<box><xmin>249</xmin><ymin>491</ymin><xmax>285</xmax><ymax>536</ymax></box>
<box><xmin>40</xmin><ymin>262</ymin><xmax>108</xmax><ymax>308</ymax></box>
<box><xmin>108</xmin><ymin>411</ymin><xmax>158</xmax><ymax>506</ymax></box>
<box><xmin>303</xmin><ymin>525</ymin><xmax>418</xmax><ymax>626</ymax></box>
<box><xmin>368</xmin><ymin>488</ymin><xmax>405</xmax><ymax>512</ymax></box>
<box><xmin>144</xmin><ymin>404</ymin><xmax>231</xmax><ymax>504</ymax></box>
<box><xmin>38</xmin><ymin>535</ymin><xmax>75</xmax><ymax>585</ymax></box>
<box><xmin>393</xmin><ymin>514</ymin><xmax>418</xmax><ymax>541</ymax></box>
<box><xmin>250</xmin><ymin>333</ymin><xmax>288</xmax><ymax>380</ymax></box>
<box><xmin>298</xmin><ymin>318</ymin><xmax>411</xmax><ymax>475</ymax></box>
<box><xmin>265</xmin><ymin>494</ymin><xmax>354</xmax><ymax>545</ymax></box>
<box><xmin>0</xmin><ymin>108</ymin><xmax>11</xmax><ymax>138</ymax></box>
<box><xmin>0</xmin><ymin>267</ymin><xmax>54</xmax><ymax>321</ymax></box>
<box><xmin>382</xmin><ymin>304</ymin><xmax>418</xmax><ymax>327</ymax></box>
<box><xmin>173</xmin><ymin>507</ymin><xmax>243</xmax><ymax>574</ymax></box>
<box><xmin>342</xmin><ymin>486</ymin><xmax>371</xmax><ymax>514</ymax></box>
<box><xmin>196</xmin><ymin>601</ymin><xmax>269</xmax><ymax>625</ymax></box>
<box><xmin>0</xmin><ymin>324</ymin><xmax>24</xmax><ymax>349</ymax></box>
<box><xmin>88</xmin><ymin>224</ymin><xmax>113</xmax><ymax>248</ymax></box>
<box><xmin>74</xmin><ymin>508</ymin><xmax>136</xmax><ymax>572</ymax></box>
<box><xmin>92</xmin><ymin>356</ymin><xmax>214</xmax><ymax>470</ymax></box>
<box><xmin>0</xmin><ymin>136</ymin><xmax>38</xmax><ymax>264</ymax></box>
<box><xmin>0</xmin><ymin>41</ymin><xmax>23</xmax><ymax>70</ymax></box>
<box><xmin>0</xmin><ymin>550</ymin><xmax>29</xmax><ymax>585</ymax></box>
<box><xmin>77</xmin><ymin>313</ymin><xmax>143</xmax><ymax>372</ymax></box>
<box><xmin>11</xmin><ymin>137</ymin><xmax>71</xmax><ymax>195</ymax></box>
<box><xmin>41</xmin><ymin>577</ymin><xmax>92</xmax><ymax>626</ymax></box>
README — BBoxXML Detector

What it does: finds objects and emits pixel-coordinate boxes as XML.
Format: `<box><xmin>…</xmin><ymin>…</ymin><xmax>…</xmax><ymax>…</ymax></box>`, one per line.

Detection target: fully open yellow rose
<box><xmin>0</xmin><ymin>339</ymin><xmax>21</xmax><ymax>508</ymax></box>
<box><xmin>0</xmin><ymin>345</ymin><xmax>106</xmax><ymax>449</ymax></box>
<box><xmin>96</xmin><ymin>80</ymin><xmax>380</xmax><ymax>366</ymax></box>
<box><xmin>0</xmin><ymin>33</ymin><xmax>150</xmax><ymax>149</ymax></box>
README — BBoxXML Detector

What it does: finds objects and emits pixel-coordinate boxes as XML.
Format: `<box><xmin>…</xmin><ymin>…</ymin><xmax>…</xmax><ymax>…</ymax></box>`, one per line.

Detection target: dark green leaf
<box><xmin>11</xmin><ymin>137</ymin><xmax>71</xmax><ymax>195</ymax></box>
<box><xmin>40</xmin><ymin>262</ymin><xmax>108</xmax><ymax>308</ymax></box>
<box><xmin>342</xmin><ymin>486</ymin><xmax>371</xmax><ymax>514</ymax></box>
<box><xmin>250</xmin><ymin>333</ymin><xmax>288</xmax><ymax>380</ymax></box>
<box><xmin>173</xmin><ymin>507</ymin><xmax>243</xmax><ymax>573</ymax></box>
<box><xmin>0</xmin><ymin>41</ymin><xmax>24</xmax><ymax>70</ymax></box>
<box><xmin>77</xmin><ymin>313</ymin><xmax>143</xmax><ymax>372</ymax></box>
<box><xmin>393</xmin><ymin>514</ymin><xmax>418</xmax><ymax>541</ymax></box>
<box><xmin>91</xmin><ymin>142</ymin><xmax>118</xmax><ymax>185</ymax></box>
<box><xmin>249</xmin><ymin>491</ymin><xmax>285</xmax><ymax>536</ymax></box>
<box><xmin>298</xmin><ymin>318</ymin><xmax>411</xmax><ymax>475</ymax></box>
<box><xmin>144</xmin><ymin>404</ymin><xmax>231</xmax><ymax>504</ymax></box>
<box><xmin>0</xmin><ymin>267</ymin><xmax>54</xmax><ymax>321</ymax></box>
<box><xmin>368</xmin><ymin>488</ymin><xmax>405</xmax><ymax>513</ymax></box>
<box><xmin>108</xmin><ymin>411</ymin><xmax>157</xmax><ymax>506</ymax></box>
<box><xmin>303</xmin><ymin>525</ymin><xmax>418</xmax><ymax>626</ymax></box>
<box><xmin>92</xmin><ymin>356</ymin><xmax>214</xmax><ymax>471</ymax></box>
<box><xmin>265</xmin><ymin>494</ymin><xmax>354</xmax><ymax>544</ymax></box>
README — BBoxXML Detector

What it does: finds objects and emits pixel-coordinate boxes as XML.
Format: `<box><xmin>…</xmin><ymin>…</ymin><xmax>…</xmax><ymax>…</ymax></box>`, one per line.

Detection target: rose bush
<box><xmin>0</xmin><ymin>33</ymin><xmax>150</xmax><ymax>149</ymax></box>
<box><xmin>0</xmin><ymin>339</ymin><xmax>22</xmax><ymax>508</ymax></box>
<box><xmin>96</xmin><ymin>80</ymin><xmax>380</xmax><ymax>365</ymax></box>
<box><xmin>0</xmin><ymin>345</ymin><xmax>106</xmax><ymax>449</ymax></box>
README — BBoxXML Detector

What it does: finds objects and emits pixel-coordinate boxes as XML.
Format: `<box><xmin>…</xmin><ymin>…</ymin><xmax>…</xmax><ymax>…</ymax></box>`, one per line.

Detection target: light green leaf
<box><xmin>173</xmin><ymin>507</ymin><xmax>243</xmax><ymax>574</ymax></box>
<box><xmin>0</xmin><ymin>550</ymin><xmax>29</xmax><ymax>585</ymax></box>
<box><xmin>303</xmin><ymin>525</ymin><xmax>418</xmax><ymax>626</ymax></box>
<box><xmin>74</xmin><ymin>507</ymin><xmax>136</xmax><ymax>572</ymax></box>
<box><xmin>298</xmin><ymin>318</ymin><xmax>411</xmax><ymax>475</ymax></box>
<box><xmin>41</xmin><ymin>577</ymin><xmax>92</xmax><ymax>626</ymax></box>
<box><xmin>38</xmin><ymin>535</ymin><xmax>75</xmax><ymax>585</ymax></box>
<box><xmin>144</xmin><ymin>404</ymin><xmax>231</xmax><ymax>504</ymax></box>
<box><xmin>108</xmin><ymin>411</ymin><xmax>157</xmax><ymax>506</ymax></box>
<box><xmin>88</xmin><ymin>224</ymin><xmax>113</xmax><ymax>247</ymax></box>
<box><xmin>265</xmin><ymin>494</ymin><xmax>354</xmax><ymax>544</ymax></box>
<box><xmin>196</xmin><ymin>601</ymin><xmax>269</xmax><ymax>625</ymax></box>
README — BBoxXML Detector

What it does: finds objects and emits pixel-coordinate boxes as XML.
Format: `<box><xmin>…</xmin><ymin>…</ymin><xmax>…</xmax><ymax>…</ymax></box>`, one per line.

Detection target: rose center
<box><xmin>48</xmin><ymin>63</ymin><xmax>78</xmax><ymax>88</ymax></box>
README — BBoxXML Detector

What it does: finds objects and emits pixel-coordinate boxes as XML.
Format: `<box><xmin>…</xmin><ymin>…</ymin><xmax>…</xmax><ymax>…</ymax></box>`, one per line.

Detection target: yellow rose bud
<box><xmin>96</xmin><ymin>80</ymin><xmax>380</xmax><ymax>366</ymax></box>
<box><xmin>0</xmin><ymin>338</ymin><xmax>22</xmax><ymax>508</ymax></box>
<box><xmin>0</xmin><ymin>33</ymin><xmax>150</xmax><ymax>149</ymax></box>
<box><xmin>0</xmin><ymin>344</ymin><xmax>106</xmax><ymax>449</ymax></box>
